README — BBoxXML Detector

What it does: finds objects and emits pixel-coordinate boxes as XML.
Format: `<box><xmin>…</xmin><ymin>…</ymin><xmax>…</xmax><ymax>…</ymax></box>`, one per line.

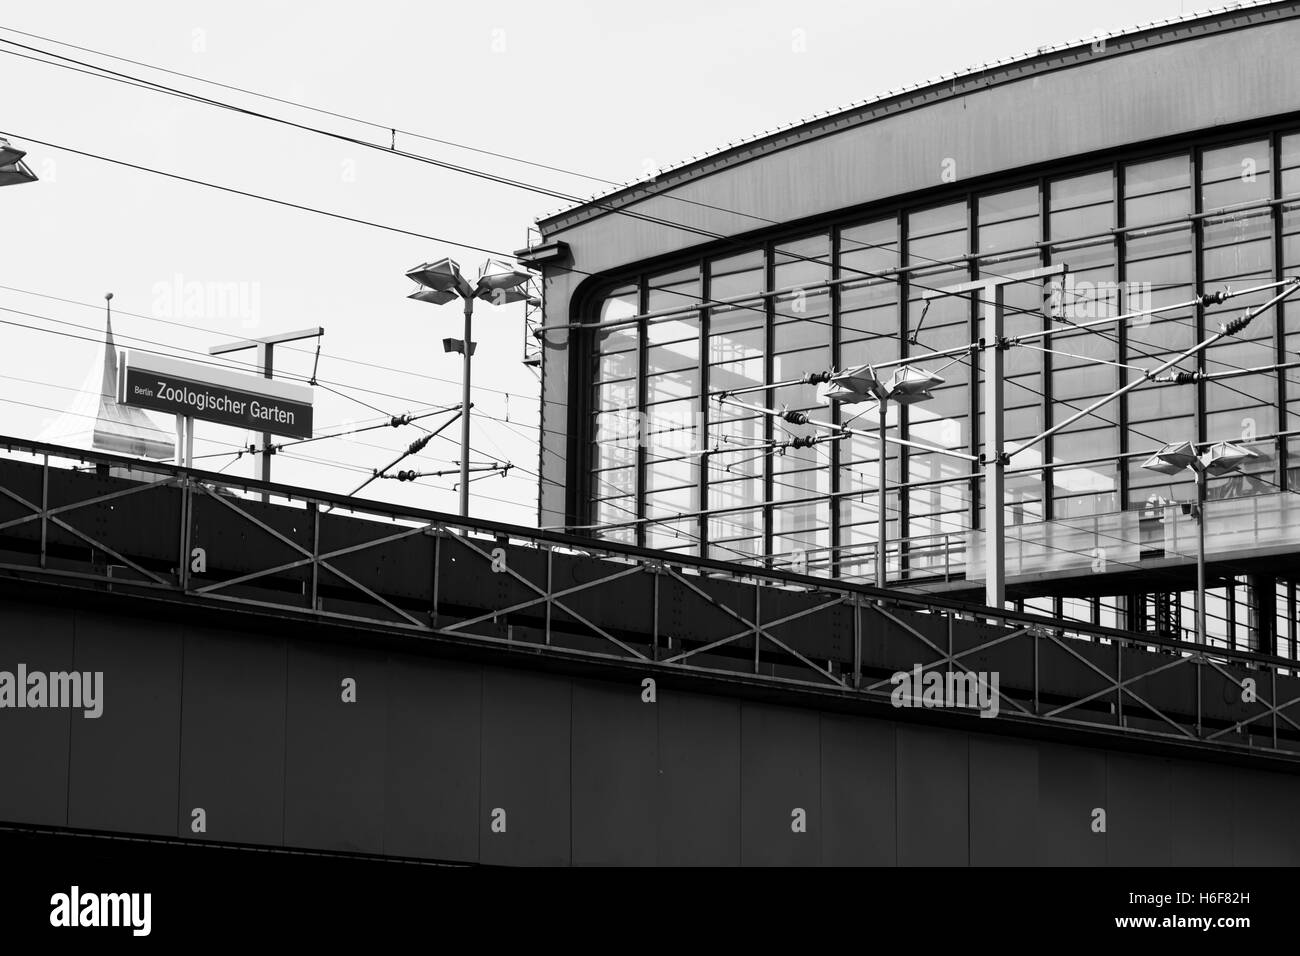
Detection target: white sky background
<box><xmin>0</xmin><ymin>0</ymin><xmax>1209</xmax><ymax>528</ymax></box>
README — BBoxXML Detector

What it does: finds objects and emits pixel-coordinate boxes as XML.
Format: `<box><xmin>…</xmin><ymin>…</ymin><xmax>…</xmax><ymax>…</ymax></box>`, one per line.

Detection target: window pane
<box><xmin>773</xmin><ymin>233</ymin><xmax>831</xmax><ymax>291</ymax></box>
<box><xmin>1201</xmin><ymin>140</ymin><xmax>1271</xmax><ymax>212</ymax></box>
<box><xmin>1050</xmin><ymin>170</ymin><xmax>1113</xmax><ymax>241</ymax></box>
<box><xmin>646</xmin><ymin>266</ymin><xmax>700</xmax><ymax>315</ymax></box>
<box><xmin>1124</xmin><ymin>155</ymin><xmax>1190</xmax><ymax>227</ymax></box>
<box><xmin>978</xmin><ymin>186</ymin><xmax>1038</xmax><ymax>256</ymax></box>
<box><xmin>709</xmin><ymin>250</ymin><xmax>764</xmax><ymax>301</ymax></box>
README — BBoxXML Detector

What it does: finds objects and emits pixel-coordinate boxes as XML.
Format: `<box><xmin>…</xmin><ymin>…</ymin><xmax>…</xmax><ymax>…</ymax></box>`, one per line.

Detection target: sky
<box><xmin>0</xmin><ymin>0</ymin><xmax>1223</xmax><ymax>527</ymax></box>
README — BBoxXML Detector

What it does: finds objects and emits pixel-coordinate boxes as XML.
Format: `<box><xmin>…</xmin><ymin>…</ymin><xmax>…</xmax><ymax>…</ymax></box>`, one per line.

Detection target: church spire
<box><xmin>100</xmin><ymin>292</ymin><xmax>117</xmax><ymax>399</ymax></box>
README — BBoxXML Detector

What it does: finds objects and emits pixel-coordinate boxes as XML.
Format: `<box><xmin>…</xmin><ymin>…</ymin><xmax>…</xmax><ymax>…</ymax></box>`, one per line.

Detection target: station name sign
<box><xmin>119</xmin><ymin>350</ymin><xmax>314</xmax><ymax>440</ymax></box>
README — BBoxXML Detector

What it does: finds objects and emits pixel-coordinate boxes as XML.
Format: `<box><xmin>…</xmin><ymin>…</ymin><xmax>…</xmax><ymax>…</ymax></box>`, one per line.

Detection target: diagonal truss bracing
<box><xmin>1</xmin><ymin>435</ymin><xmax>1299</xmax><ymax>766</ymax></box>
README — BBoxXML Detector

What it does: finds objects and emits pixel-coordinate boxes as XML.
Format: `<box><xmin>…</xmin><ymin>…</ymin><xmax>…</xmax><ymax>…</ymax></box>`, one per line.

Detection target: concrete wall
<box><xmin>2</xmin><ymin>597</ymin><xmax>1298</xmax><ymax>865</ymax></box>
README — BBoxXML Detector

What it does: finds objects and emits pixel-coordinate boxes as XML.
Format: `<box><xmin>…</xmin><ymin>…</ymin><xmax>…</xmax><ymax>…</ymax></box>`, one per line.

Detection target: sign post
<box><xmin>209</xmin><ymin>328</ymin><xmax>323</xmax><ymax>492</ymax></box>
<box><xmin>120</xmin><ymin>350</ymin><xmax>314</xmax><ymax>479</ymax></box>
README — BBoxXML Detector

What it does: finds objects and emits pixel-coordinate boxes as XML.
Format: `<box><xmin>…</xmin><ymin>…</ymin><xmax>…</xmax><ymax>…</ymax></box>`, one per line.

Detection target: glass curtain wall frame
<box><xmin>580</xmin><ymin>121</ymin><xmax>1300</xmax><ymax>611</ymax></box>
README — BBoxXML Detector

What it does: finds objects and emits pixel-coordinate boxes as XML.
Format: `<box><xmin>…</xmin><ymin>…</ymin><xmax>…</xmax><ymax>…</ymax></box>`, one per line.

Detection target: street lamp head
<box><xmin>407</xmin><ymin>288</ymin><xmax>460</xmax><ymax>306</ymax></box>
<box><xmin>886</xmin><ymin>367</ymin><xmax>943</xmax><ymax>405</ymax></box>
<box><xmin>1141</xmin><ymin>439</ymin><xmax>1257</xmax><ymax>478</ymax></box>
<box><xmin>1201</xmin><ymin>440</ymin><xmax>1257</xmax><ymax>477</ymax></box>
<box><xmin>825</xmin><ymin>364</ymin><xmax>943</xmax><ymax>404</ymax></box>
<box><xmin>825</xmin><ymin>365</ymin><xmax>887</xmax><ymax>403</ymax></box>
<box><xmin>474</xmin><ymin>259</ymin><xmax>533</xmax><ymax>304</ymax></box>
<box><xmin>0</xmin><ymin>137</ymin><xmax>37</xmax><ymax>188</ymax></box>
<box><xmin>475</xmin><ymin>284</ymin><xmax>533</xmax><ymax>305</ymax></box>
<box><xmin>0</xmin><ymin>138</ymin><xmax>26</xmax><ymax>167</ymax></box>
<box><xmin>1141</xmin><ymin>440</ymin><xmax>1200</xmax><ymax>476</ymax></box>
<box><xmin>406</xmin><ymin>258</ymin><xmax>472</xmax><ymax>299</ymax></box>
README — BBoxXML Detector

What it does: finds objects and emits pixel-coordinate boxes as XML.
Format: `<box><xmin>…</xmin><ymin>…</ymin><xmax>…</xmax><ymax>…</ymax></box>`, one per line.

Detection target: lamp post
<box><xmin>826</xmin><ymin>364</ymin><xmax>942</xmax><ymax>587</ymax></box>
<box><xmin>1140</xmin><ymin>440</ymin><xmax>1256</xmax><ymax>645</ymax></box>
<box><xmin>406</xmin><ymin>257</ymin><xmax>533</xmax><ymax>518</ymax></box>
<box><xmin>0</xmin><ymin>137</ymin><xmax>38</xmax><ymax>187</ymax></box>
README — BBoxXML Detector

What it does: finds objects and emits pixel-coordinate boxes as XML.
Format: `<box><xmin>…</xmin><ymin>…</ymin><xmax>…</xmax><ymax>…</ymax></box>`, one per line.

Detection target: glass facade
<box><xmin>581</xmin><ymin>126</ymin><xmax>1300</xmax><ymax>651</ymax></box>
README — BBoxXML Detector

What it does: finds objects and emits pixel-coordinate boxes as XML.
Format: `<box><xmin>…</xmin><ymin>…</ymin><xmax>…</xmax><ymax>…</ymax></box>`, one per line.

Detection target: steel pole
<box><xmin>1196</xmin><ymin>468</ymin><xmax>1207</xmax><ymax>646</ymax></box>
<box><xmin>877</xmin><ymin>397</ymin><xmax>887</xmax><ymax>588</ymax></box>
<box><xmin>257</xmin><ymin>343</ymin><xmax>274</xmax><ymax>501</ymax></box>
<box><xmin>460</xmin><ymin>296</ymin><xmax>473</xmax><ymax>518</ymax></box>
<box><xmin>984</xmin><ymin>286</ymin><xmax>1006</xmax><ymax>609</ymax></box>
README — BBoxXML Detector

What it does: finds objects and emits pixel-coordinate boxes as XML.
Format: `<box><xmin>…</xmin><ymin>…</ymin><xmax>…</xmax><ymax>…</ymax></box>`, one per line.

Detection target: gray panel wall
<box><xmin>740</xmin><ymin>703</ymin><xmax>821</xmax><ymax>866</ymax></box>
<box><xmin>177</xmin><ymin>626</ymin><xmax>286</xmax><ymax>846</ymax></box>
<box><xmin>1037</xmin><ymin>745</ymin><xmax>1108</xmax><ymax>866</ymax></box>
<box><xmin>283</xmin><ymin>642</ymin><xmax>388</xmax><ymax>854</ymax></box>
<box><xmin>383</xmin><ymin>652</ymin><xmax>482</xmax><ymax>862</ymax></box>
<box><xmin>897</xmin><ymin>726</ymin><xmax>969</xmax><ymax>866</ymax></box>
<box><xmin>479</xmin><ymin>669</ymin><xmax>571</xmax><ymax>866</ymax></box>
<box><xmin>4</xmin><ymin>598</ymin><xmax>1300</xmax><ymax>865</ymax></box>
<box><xmin>571</xmin><ymin>678</ymin><xmax>658</xmax><ymax>866</ymax></box>
<box><xmin>1169</xmin><ymin>761</ymin><xmax>1235</xmax><ymax>866</ymax></box>
<box><xmin>656</xmin><ymin>690</ymin><xmax>741</xmax><ymax>866</ymax></box>
<box><xmin>67</xmin><ymin>612</ymin><xmax>182</xmax><ymax>835</ymax></box>
<box><xmin>819</xmin><ymin>714</ymin><xmax>896</xmax><ymax>865</ymax></box>
<box><xmin>1106</xmin><ymin>754</ymin><xmax>1172</xmax><ymax>866</ymax></box>
<box><xmin>0</xmin><ymin>603</ymin><xmax>75</xmax><ymax>826</ymax></box>
<box><xmin>969</xmin><ymin>737</ymin><xmax>1038</xmax><ymax>866</ymax></box>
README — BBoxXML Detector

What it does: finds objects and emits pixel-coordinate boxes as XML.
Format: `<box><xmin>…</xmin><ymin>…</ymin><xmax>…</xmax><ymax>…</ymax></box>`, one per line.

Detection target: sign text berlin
<box><xmin>119</xmin><ymin>350</ymin><xmax>314</xmax><ymax>439</ymax></box>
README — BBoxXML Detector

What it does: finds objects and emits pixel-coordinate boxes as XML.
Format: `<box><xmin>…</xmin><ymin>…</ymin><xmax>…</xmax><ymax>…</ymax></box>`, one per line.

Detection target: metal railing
<box><xmin>2</xmin><ymin>434</ymin><xmax>1300</xmax><ymax>766</ymax></box>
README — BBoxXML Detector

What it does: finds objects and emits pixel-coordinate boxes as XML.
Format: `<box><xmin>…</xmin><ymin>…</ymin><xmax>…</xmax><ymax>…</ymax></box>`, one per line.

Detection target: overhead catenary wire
<box><xmin>0</xmin><ymin>312</ymin><xmax>548</xmax><ymax>515</ymax></box>
<box><xmin>0</xmin><ymin>370</ymin><xmax>477</xmax><ymax>467</ymax></box>
<box><xmin>0</xmin><ymin>298</ymin><xmax>589</xmax><ymax>467</ymax></box>
<box><xmin>384</xmin><ymin>462</ymin><xmax>513</xmax><ymax>482</ymax></box>
<box><xmin>7</xmin><ymin>98</ymin><xmax>1289</xmax><ymax>455</ymax></box>
<box><xmin>0</xmin><ymin>24</ymin><xmax>621</xmax><ymax>188</ymax></box>
<box><xmin>0</xmin><ymin>31</ymin><xmax>1146</xmax><ymax>336</ymax></box>
<box><xmin>1013</xmin><ymin>280</ymin><xmax>1300</xmax><ymax>458</ymax></box>
<box><xmin>0</xmin><ymin>307</ymin><xmax>533</xmax><ymax>476</ymax></box>
<box><xmin>1</xmin><ymin>125</ymin><xmax>1081</xmax><ymax>352</ymax></box>
<box><xmin>0</xmin><ymin>282</ymin><xmax>547</xmax><ymax>405</ymax></box>
<box><xmin>5</xmin><ymin>25</ymin><xmax>1298</xmax><ymax>390</ymax></box>
<box><xmin>10</xmin><ymin>287</ymin><xmax>1289</xmax><ymax>556</ymax></box>
<box><xmin>4</xmin><ymin>24</ymin><xmax>1230</xmax><ymax>342</ymax></box>
<box><xmin>0</xmin><ymin>321</ymin><xmax>528</xmax><ymax>483</ymax></box>
<box><xmin>0</xmin><ymin>301</ymin><xmax>474</xmax><ymax>416</ymax></box>
<box><xmin>243</xmin><ymin>404</ymin><xmax>462</xmax><ymax>456</ymax></box>
<box><xmin>10</xmin><ymin>24</ymin><xmax>1300</xmax><ymax>567</ymax></box>
<box><xmin>579</xmin><ymin>355</ymin><xmax>1294</xmax><ymax>574</ymax></box>
<box><xmin>0</xmin><ymin>300</ymin><xmax>564</xmax><ymax>466</ymax></box>
<box><xmin>0</xmin><ymin>33</ymin><xmax>1079</xmax><ymax>319</ymax></box>
<box><xmin>345</xmin><ymin>409</ymin><xmax>463</xmax><ymax>498</ymax></box>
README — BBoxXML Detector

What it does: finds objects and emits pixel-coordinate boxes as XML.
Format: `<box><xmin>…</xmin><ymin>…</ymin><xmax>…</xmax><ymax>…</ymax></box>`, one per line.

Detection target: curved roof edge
<box><xmin>537</xmin><ymin>0</ymin><xmax>1299</xmax><ymax>235</ymax></box>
